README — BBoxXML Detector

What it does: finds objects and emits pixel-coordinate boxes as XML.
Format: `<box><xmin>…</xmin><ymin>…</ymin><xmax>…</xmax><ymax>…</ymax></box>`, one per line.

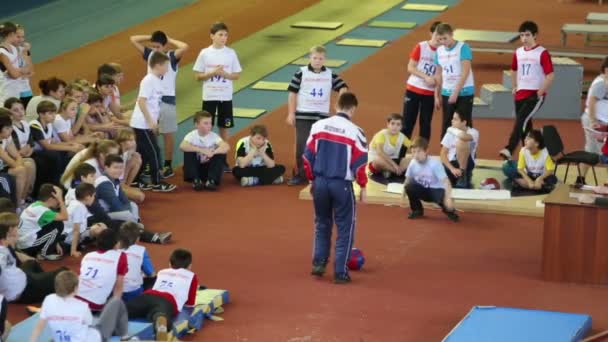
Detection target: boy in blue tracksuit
<box><xmin>303</xmin><ymin>92</ymin><xmax>368</xmax><ymax>284</ymax></box>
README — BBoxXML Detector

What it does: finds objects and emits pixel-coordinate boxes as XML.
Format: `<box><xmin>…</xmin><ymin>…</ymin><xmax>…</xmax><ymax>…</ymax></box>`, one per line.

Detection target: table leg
<box><xmin>561</xmin><ymin>30</ymin><xmax>567</xmax><ymax>46</ymax></box>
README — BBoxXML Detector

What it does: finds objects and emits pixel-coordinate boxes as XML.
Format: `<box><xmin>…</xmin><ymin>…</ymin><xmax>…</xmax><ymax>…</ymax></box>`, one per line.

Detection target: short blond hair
<box><xmin>310</xmin><ymin>45</ymin><xmax>326</xmax><ymax>55</ymax></box>
<box><xmin>55</xmin><ymin>270</ymin><xmax>79</xmax><ymax>297</ymax></box>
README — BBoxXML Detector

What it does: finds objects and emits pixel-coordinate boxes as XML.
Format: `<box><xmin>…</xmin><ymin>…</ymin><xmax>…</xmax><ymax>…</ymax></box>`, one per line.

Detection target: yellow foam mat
<box><xmin>233</xmin><ymin>108</ymin><xmax>267</xmax><ymax>119</ymax></box>
<box><xmin>291</xmin><ymin>57</ymin><xmax>347</xmax><ymax>68</ymax></box>
<box><xmin>401</xmin><ymin>3</ymin><xmax>448</xmax><ymax>11</ymax></box>
<box><xmin>337</xmin><ymin>38</ymin><xmax>388</xmax><ymax>47</ymax></box>
<box><xmin>368</xmin><ymin>20</ymin><xmax>417</xmax><ymax>29</ymax></box>
<box><xmin>251</xmin><ymin>81</ymin><xmax>290</xmax><ymax>91</ymax></box>
<box><xmin>291</xmin><ymin>21</ymin><xmax>344</xmax><ymax>30</ymax></box>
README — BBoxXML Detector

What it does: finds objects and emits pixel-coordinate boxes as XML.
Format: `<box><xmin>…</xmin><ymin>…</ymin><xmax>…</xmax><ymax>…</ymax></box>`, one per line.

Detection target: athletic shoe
<box><xmin>154</xmin><ymin>315</ymin><xmax>168</xmax><ymax>341</ymax></box>
<box><xmin>152</xmin><ymin>232</ymin><xmax>172</xmax><ymax>244</ymax></box>
<box><xmin>135</xmin><ymin>182</ymin><xmax>153</xmax><ymax>191</ymax></box>
<box><xmin>161</xmin><ymin>166</ymin><xmax>175</xmax><ymax>179</ymax></box>
<box><xmin>152</xmin><ymin>182</ymin><xmax>176</xmax><ymax>193</ymax></box>
<box><xmin>311</xmin><ymin>264</ymin><xmax>326</xmax><ymax>277</ymax></box>
<box><xmin>408</xmin><ymin>210</ymin><xmax>424</xmax><ymax>219</ymax></box>
<box><xmin>287</xmin><ymin>175</ymin><xmax>306</xmax><ymax>186</ymax></box>
<box><xmin>444</xmin><ymin>209</ymin><xmax>459</xmax><ymax>222</ymax></box>
<box><xmin>273</xmin><ymin>176</ymin><xmax>284</xmax><ymax>185</ymax></box>
<box><xmin>204</xmin><ymin>180</ymin><xmax>218</xmax><ymax>191</ymax></box>
<box><xmin>193</xmin><ymin>178</ymin><xmax>204</xmax><ymax>191</ymax></box>
<box><xmin>141</xmin><ymin>164</ymin><xmax>151</xmax><ymax>177</ymax></box>
<box><xmin>334</xmin><ymin>273</ymin><xmax>352</xmax><ymax>284</ymax></box>
<box><xmin>42</xmin><ymin>254</ymin><xmax>63</xmax><ymax>261</ymax></box>
<box><xmin>240</xmin><ymin>177</ymin><xmax>260</xmax><ymax>187</ymax></box>
<box><xmin>499</xmin><ymin>148</ymin><xmax>512</xmax><ymax>160</ymax></box>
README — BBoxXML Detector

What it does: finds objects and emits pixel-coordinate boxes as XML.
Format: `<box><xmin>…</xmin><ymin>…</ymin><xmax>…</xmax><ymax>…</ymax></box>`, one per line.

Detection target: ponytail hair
<box><xmin>60</xmin><ymin>139</ymin><xmax>119</xmax><ymax>185</ymax></box>
<box><xmin>0</xmin><ymin>22</ymin><xmax>17</xmax><ymax>40</ymax></box>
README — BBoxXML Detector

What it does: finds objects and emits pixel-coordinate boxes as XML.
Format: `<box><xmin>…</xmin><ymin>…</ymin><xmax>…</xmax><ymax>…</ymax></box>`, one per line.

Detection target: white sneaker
<box><xmin>240</xmin><ymin>177</ymin><xmax>259</xmax><ymax>187</ymax></box>
<box><xmin>499</xmin><ymin>148</ymin><xmax>512</xmax><ymax>160</ymax></box>
<box><xmin>273</xmin><ymin>176</ymin><xmax>284</xmax><ymax>184</ymax></box>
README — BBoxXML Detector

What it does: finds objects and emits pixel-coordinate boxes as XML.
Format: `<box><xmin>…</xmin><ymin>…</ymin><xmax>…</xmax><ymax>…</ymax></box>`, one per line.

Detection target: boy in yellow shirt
<box><xmin>513</xmin><ymin>129</ymin><xmax>557</xmax><ymax>192</ymax></box>
<box><xmin>368</xmin><ymin>113</ymin><xmax>411</xmax><ymax>181</ymax></box>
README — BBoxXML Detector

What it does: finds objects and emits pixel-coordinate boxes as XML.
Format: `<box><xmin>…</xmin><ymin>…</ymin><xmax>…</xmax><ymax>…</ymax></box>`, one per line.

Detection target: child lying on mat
<box><xmin>233</xmin><ymin>124</ymin><xmax>285</xmax><ymax>186</ymax></box>
<box><xmin>126</xmin><ymin>248</ymin><xmax>199</xmax><ymax>341</ymax></box>
<box><xmin>30</xmin><ymin>270</ymin><xmax>129</xmax><ymax>342</ymax></box>
<box><xmin>509</xmin><ymin>129</ymin><xmax>557</xmax><ymax>193</ymax></box>
<box><xmin>368</xmin><ymin>113</ymin><xmax>411</xmax><ymax>180</ymax></box>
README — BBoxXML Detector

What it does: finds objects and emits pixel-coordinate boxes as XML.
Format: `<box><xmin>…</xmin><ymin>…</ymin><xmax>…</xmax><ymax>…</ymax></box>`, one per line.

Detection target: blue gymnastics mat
<box><xmin>443</xmin><ymin>306</ymin><xmax>592</xmax><ymax>342</ymax></box>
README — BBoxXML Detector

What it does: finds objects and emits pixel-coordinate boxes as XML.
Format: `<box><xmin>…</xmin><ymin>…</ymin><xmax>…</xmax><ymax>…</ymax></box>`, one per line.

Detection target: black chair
<box><xmin>542</xmin><ymin>125</ymin><xmax>600</xmax><ymax>185</ymax></box>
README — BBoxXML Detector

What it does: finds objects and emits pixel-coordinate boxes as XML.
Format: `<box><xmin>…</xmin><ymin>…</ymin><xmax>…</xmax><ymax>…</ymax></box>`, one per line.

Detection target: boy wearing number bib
<box><xmin>31</xmin><ymin>270</ymin><xmax>129</xmax><ymax>342</ymax></box>
<box><xmin>286</xmin><ymin>46</ymin><xmax>349</xmax><ymax>185</ymax></box>
<box><xmin>499</xmin><ymin>21</ymin><xmax>554</xmax><ymax>160</ymax></box>
<box><xmin>76</xmin><ymin>229</ymin><xmax>128</xmax><ymax>311</ymax></box>
<box><xmin>434</xmin><ymin>23</ymin><xmax>475</xmax><ymax>140</ymax></box>
<box><xmin>126</xmin><ymin>248</ymin><xmax>199</xmax><ymax>341</ymax></box>
<box><xmin>511</xmin><ymin>129</ymin><xmax>556</xmax><ymax>193</ymax></box>
<box><xmin>368</xmin><ymin>113</ymin><xmax>412</xmax><ymax>180</ymax></box>
<box><xmin>193</xmin><ymin>22</ymin><xmax>242</xmax><ymax>150</ymax></box>
<box><xmin>403</xmin><ymin>21</ymin><xmax>441</xmax><ymax>141</ymax></box>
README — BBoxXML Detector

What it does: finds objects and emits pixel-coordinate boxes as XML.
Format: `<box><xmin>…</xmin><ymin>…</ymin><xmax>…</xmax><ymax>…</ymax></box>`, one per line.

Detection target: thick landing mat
<box><xmin>368</xmin><ymin>20</ymin><xmax>417</xmax><ymax>29</ymax></box>
<box><xmin>401</xmin><ymin>3</ymin><xmax>448</xmax><ymax>11</ymax></box>
<box><xmin>298</xmin><ymin>159</ymin><xmax>608</xmax><ymax>218</ymax></box>
<box><xmin>443</xmin><ymin>306</ymin><xmax>592</xmax><ymax>342</ymax></box>
<box><xmin>291</xmin><ymin>21</ymin><xmax>344</xmax><ymax>30</ymax></box>
<box><xmin>291</xmin><ymin>57</ymin><xmax>347</xmax><ymax>68</ymax></box>
<box><xmin>336</xmin><ymin>38</ymin><xmax>388</xmax><ymax>47</ymax></box>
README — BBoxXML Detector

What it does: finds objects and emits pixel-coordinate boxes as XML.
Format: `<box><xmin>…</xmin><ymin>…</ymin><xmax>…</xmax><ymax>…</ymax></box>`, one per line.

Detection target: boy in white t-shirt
<box><xmin>119</xmin><ymin>221</ymin><xmax>155</xmax><ymax>302</ymax></box>
<box><xmin>440</xmin><ymin>111</ymin><xmax>479</xmax><ymax>189</ymax></box>
<box><xmin>179</xmin><ymin>111</ymin><xmax>229</xmax><ymax>191</ymax></box>
<box><xmin>30</xmin><ymin>270</ymin><xmax>129</xmax><ymax>342</ymax></box>
<box><xmin>126</xmin><ymin>248</ymin><xmax>199</xmax><ymax>341</ymax></box>
<box><xmin>63</xmin><ymin>183</ymin><xmax>106</xmax><ymax>258</ymax></box>
<box><xmin>404</xmin><ymin>137</ymin><xmax>458</xmax><ymax>222</ymax></box>
<box><xmin>368</xmin><ymin>113</ymin><xmax>412</xmax><ymax>180</ymax></box>
<box><xmin>193</xmin><ymin>22</ymin><xmax>242</xmax><ymax>145</ymax></box>
<box><xmin>129</xmin><ymin>52</ymin><xmax>176</xmax><ymax>193</ymax></box>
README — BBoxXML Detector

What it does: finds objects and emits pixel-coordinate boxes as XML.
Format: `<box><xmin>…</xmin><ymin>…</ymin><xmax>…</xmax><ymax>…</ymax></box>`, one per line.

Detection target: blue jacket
<box><xmin>95</xmin><ymin>174</ymin><xmax>130</xmax><ymax>212</ymax></box>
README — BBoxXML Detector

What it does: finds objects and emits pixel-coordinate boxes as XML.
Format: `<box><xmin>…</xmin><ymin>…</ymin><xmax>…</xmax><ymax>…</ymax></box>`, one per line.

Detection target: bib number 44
<box><xmin>309</xmin><ymin>88</ymin><xmax>324</xmax><ymax>98</ymax></box>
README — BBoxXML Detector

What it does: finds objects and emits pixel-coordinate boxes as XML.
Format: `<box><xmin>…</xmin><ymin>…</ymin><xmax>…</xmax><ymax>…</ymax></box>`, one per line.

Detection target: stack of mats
<box><xmin>7</xmin><ymin>289</ymin><xmax>230</xmax><ymax>342</ymax></box>
<box><xmin>443</xmin><ymin>306</ymin><xmax>592</xmax><ymax>342</ymax></box>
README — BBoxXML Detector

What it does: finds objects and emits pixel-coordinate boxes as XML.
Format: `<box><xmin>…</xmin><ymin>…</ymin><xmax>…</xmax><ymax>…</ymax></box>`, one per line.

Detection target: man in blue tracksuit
<box><xmin>303</xmin><ymin>92</ymin><xmax>368</xmax><ymax>284</ymax></box>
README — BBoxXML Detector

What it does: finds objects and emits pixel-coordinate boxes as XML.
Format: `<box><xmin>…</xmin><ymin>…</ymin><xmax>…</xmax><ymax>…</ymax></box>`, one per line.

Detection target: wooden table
<box><xmin>542</xmin><ymin>184</ymin><xmax>608</xmax><ymax>284</ymax></box>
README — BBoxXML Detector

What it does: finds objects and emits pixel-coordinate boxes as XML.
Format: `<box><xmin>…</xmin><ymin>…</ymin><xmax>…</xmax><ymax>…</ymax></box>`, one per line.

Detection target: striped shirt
<box><xmin>288</xmin><ymin>65</ymin><xmax>347</xmax><ymax>120</ymax></box>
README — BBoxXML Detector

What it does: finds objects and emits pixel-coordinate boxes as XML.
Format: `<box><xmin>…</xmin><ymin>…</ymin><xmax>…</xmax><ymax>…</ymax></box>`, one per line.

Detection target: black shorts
<box><xmin>202</xmin><ymin>100</ymin><xmax>234</xmax><ymax>128</ymax></box>
<box><xmin>445</xmin><ymin>158</ymin><xmax>475</xmax><ymax>185</ymax></box>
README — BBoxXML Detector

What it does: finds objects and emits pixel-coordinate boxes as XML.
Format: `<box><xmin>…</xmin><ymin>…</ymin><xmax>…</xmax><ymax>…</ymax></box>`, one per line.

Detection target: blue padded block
<box><xmin>443</xmin><ymin>306</ymin><xmax>592</xmax><ymax>342</ymax></box>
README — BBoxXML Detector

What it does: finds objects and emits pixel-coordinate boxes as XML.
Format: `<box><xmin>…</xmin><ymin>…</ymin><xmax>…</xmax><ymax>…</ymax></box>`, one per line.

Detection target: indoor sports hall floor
<box><xmin>3</xmin><ymin>0</ymin><xmax>608</xmax><ymax>340</ymax></box>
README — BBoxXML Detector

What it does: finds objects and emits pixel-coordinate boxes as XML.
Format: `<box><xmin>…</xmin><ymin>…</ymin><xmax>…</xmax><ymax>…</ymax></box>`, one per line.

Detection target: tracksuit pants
<box><xmin>232</xmin><ymin>165</ymin><xmax>286</xmax><ymax>185</ymax></box>
<box><xmin>182</xmin><ymin>152</ymin><xmax>225</xmax><ymax>183</ymax></box>
<box><xmin>505</xmin><ymin>94</ymin><xmax>545</xmax><ymax>154</ymax></box>
<box><xmin>312</xmin><ymin>177</ymin><xmax>356</xmax><ymax>276</ymax></box>
<box><xmin>405</xmin><ymin>182</ymin><xmax>446</xmax><ymax>213</ymax></box>
<box><xmin>134</xmin><ymin>128</ymin><xmax>162</xmax><ymax>185</ymax></box>
<box><xmin>402</xmin><ymin>90</ymin><xmax>435</xmax><ymax>140</ymax></box>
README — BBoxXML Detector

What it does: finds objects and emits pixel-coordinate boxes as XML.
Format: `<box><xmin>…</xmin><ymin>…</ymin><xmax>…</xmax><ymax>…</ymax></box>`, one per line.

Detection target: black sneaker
<box><xmin>193</xmin><ymin>179</ymin><xmax>204</xmax><ymax>191</ymax></box>
<box><xmin>204</xmin><ymin>180</ymin><xmax>218</xmax><ymax>191</ymax></box>
<box><xmin>161</xmin><ymin>166</ymin><xmax>175</xmax><ymax>179</ymax></box>
<box><xmin>311</xmin><ymin>264</ymin><xmax>326</xmax><ymax>277</ymax></box>
<box><xmin>152</xmin><ymin>232</ymin><xmax>172</xmax><ymax>244</ymax></box>
<box><xmin>136</xmin><ymin>182</ymin><xmax>153</xmax><ymax>191</ymax></box>
<box><xmin>334</xmin><ymin>273</ymin><xmax>352</xmax><ymax>284</ymax></box>
<box><xmin>287</xmin><ymin>175</ymin><xmax>306</xmax><ymax>186</ymax></box>
<box><xmin>408</xmin><ymin>210</ymin><xmax>424</xmax><ymax>219</ymax></box>
<box><xmin>152</xmin><ymin>182</ymin><xmax>176</xmax><ymax>193</ymax></box>
<box><xmin>444</xmin><ymin>209</ymin><xmax>459</xmax><ymax>222</ymax></box>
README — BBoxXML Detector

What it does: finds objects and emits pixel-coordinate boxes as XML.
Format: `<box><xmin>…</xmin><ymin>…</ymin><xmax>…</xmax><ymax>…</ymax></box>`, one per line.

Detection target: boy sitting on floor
<box><xmin>119</xmin><ymin>221</ymin><xmax>156</xmax><ymax>302</ymax></box>
<box><xmin>179</xmin><ymin>111</ymin><xmax>229</xmax><ymax>191</ymax></box>
<box><xmin>63</xmin><ymin>183</ymin><xmax>107</xmax><ymax>258</ymax></box>
<box><xmin>368</xmin><ymin>113</ymin><xmax>411</xmax><ymax>180</ymax></box>
<box><xmin>126</xmin><ymin>248</ymin><xmax>199</xmax><ymax>341</ymax></box>
<box><xmin>233</xmin><ymin>124</ymin><xmax>285</xmax><ymax>186</ymax></box>
<box><xmin>440</xmin><ymin>111</ymin><xmax>479</xmax><ymax>189</ymax></box>
<box><xmin>404</xmin><ymin>137</ymin><xmax>459</xmax><ymax>222</ymax></box>
<box><xmin>508</xmin><ymin>129</ymin><xmax>557</xmax><ymax>193</ymax></box>
<box><xmin>30</xmin><ymin>270</ymin><xmax>129</xmax><ymax>342</ymax></box>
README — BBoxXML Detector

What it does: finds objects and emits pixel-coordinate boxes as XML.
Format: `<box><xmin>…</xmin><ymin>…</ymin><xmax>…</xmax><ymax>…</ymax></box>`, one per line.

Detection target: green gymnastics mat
<box><xmin>368</xmin><ymin>20</ymin><xmax>417</xmax><ymax>29</ymax></box>
<box><xmin>401</xmin><ymin>3</ymin><xmax>448</xmax><ymax>11</ymax></box>
<box><xmin>291</xmin><ymin>57</ymin><xmax>347</xmax><ymax>68</ymax></box>
<box><xmin>337</xmin><ymin>38</ymin><xmax>388</xmax><ymax>47</ymax></box>
<box><xmin>251</xmin><ymin>81</ymin><xmax>290</xmax><ymax>91</ymax></box>
<box><xmin>291</xmin><ymin>21</ymin><xmax>344</xmax><ymax>30</ymax></box>
<box><xmin>233</xmin><ymin>108</ymin><xmax>267</xmax><ymax>119</ymax></box>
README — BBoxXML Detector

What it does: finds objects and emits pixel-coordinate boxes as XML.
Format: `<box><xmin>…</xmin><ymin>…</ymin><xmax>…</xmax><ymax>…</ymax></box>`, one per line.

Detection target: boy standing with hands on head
<box><xmin>286</xmin><ymin>45</ymin><xmax>349</xmax><ymax>185</ymax></box>
<box><xmin>499</xmin><ymin>21</ymin><xmax>554</xmax><ymax>160</ymax></box>
<box><xmin>193</xmin><ymin>22</ymin><xmax>241</xmax><ymax>156</ymax></box>
<box><xmin>129</xmin><ymin>30</ymin><xmax>189</xmax><ymax>178</ymax></box>
<box><xmin>130</xmin><ymin>52</ymin><xmax>176</xmax><ymax>192</ymax></box>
